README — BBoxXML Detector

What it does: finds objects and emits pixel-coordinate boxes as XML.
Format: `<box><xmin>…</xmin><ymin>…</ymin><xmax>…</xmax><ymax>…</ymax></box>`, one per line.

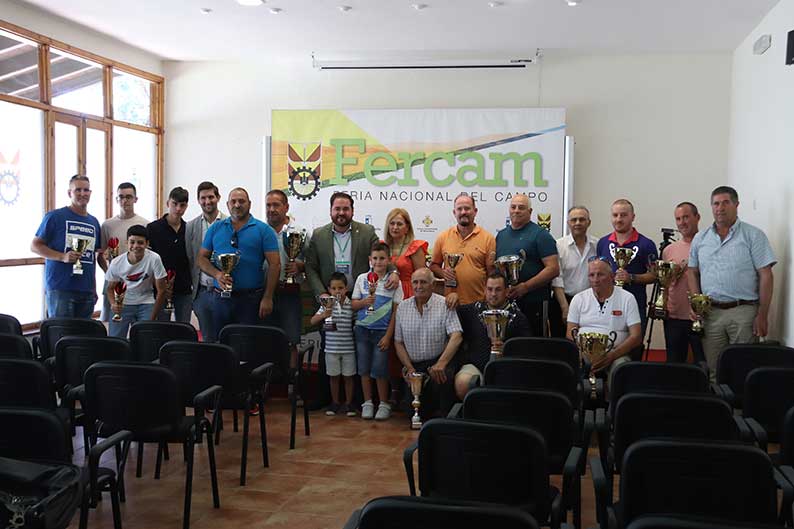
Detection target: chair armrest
<box><xmin>719</xmin><ymin>384</ymin><xmax>736</xmax><ymax>406</ymax></box>
<box><xmin>194</xmin><ymin>385</ymin><xmax>223</xmax><ymax>411</ymax></box>
<box><xmin>562</xmin><ymin>445</ymin><xmax>583</xmax><ymax>514</ymax></box>
<box><xmin>745</xmin><ymin>417</ymin><xmax>768</xmax><ymax>452</ymax></box>
<box><xmin>32</xmin><ymin>336</ymin><xmax>40</xmax><ymax>360</ymax></box>
<box><xmin>590</xmin><ymin>456</ymin><xmax>609</xmax><ymax>529</ymax></box>
<box><xmin>595</xmin><ymin>378</ymin><xmax>604</xmax><ymax>401</ymax></box>
<box><xmin>63</xmin><ymin>384</ymin><xmax>85</xmax><ymax>409</ymax></box>
<box><xmin>151</xmin><ymin>358</ymin><xmax>160</xmax><ymax>364</ymax></box>
<box><xmin>250</xmin><ymin>362</ymin><xmax>276</xmax><ymax>384</ymax></box>
<box><xmin>733</xmin><ymin>416</ymin><xmax>753</xmax><ymax>444</ymax></box>
<box><xmin>88</xmin><ymin>430</ymin><xmax>132</xmax><ymax>503</ymax></box>
<box><xmin>774</xmin><ymin>467</ymin><xmax>794</xmax><ymax>524</ymax></box>
<box><xmin>43</xmin><ymin>356</ymin><xmax>55</xmax><ymax>372</ymax></box>
<box><xmin>342</xmin><ymin>509</ymin><xmax>361</xmax><ymax>529</ymax></box>
<box><xmin>403</xmin><ymin>440</ymin><xmax>418</xmax><ymax>496</ymax></box>
<box><xmin>779</xmin><ymin>466</ymin><xmax>794</xmax><ymax>526</ymax></box>
<box><xmin>607</xmin><ymin>506</ymin><xmax>618</xmax><ymax>529</ymax></box>
<box><xmin>297</xmin><ymin>344</ymin><xmax>314</xmax><ymax>364</ymax></box>
<box><xmin>595</xmin><ymin>407</ymin><xmax>609</xmax><ymax>465</ymax></box>
<box><xmin>447</xmin><ymin>403</ymin><xmax>463</xmax><ymax>419</ymax></box>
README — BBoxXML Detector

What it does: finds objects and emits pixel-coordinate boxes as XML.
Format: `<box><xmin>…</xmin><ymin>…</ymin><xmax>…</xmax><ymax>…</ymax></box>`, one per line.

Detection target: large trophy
<box><xmin>537</xmin><ymin>213</ymin><xmax>552</xmax><ymax>232</ymax></box>
<box><xmin>479</xmin><ymin>309</ymin><xmax>514</xmax><ymax>361</ymax></box>
<box><xmin>688</xmin><ymin>293</ymin><xmax>712</xmax><ymax>334</ymax></box>
<box><xmin>613</xmin><ymin>247</ymin><xmax>636</xmax><ymax>287</ymax></box>
<box><xmin>366</xmin><ymin>271</ymin><xmax>379</xmax><ymax>314</ymax></box>
<box><xmin>495</xmin><ymin>254</ymin><xmax>524</xmax><ymax>287</ymax></box>
<box><xmin>111</xmin><ymin>283</ymin><xmax>126</xmax><ymax>322</ymax></box>
<box><xmin>283</xmin><ymin>228</ymin><xmax>306</xmax><ymax>284</ymax></box>
<box><xmin>443</xmin><ymin>253</ymin><xmax>464</xmax><ymax>287</ymax></box>
<box><xmin>403</xmin><ymin>367</ymin><xmax>429</xmax><ymax>430</ymax></box>
<box><xmin>216</xmin><ymin>253</ymin><xmax>240</xmax><ymax>298</ymax></box>
<box><xmin>571</xmin><ymin>328</ymin><xmax>617</xmax><ymax>399</ymax></box>
<box><xmin>318</xmin><ymin>293</ymin><xmax>339</xmax><ymax>331</ymax></box>
<box><xmin>67</xmin><ymin>236</ymin><xmax>89</xmax><ymax>275</ymax></box>
<box><xmin>652</xmin><ymin>261</ymin><xmax>684</xmax><ymax>318</ymax></box>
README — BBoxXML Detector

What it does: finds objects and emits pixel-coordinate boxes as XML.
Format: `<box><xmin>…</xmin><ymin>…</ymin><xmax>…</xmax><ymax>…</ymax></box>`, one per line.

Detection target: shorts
<box><xmin>326</xmin><ymin>352</ymin><xmax>356</xmax><ymax>377</ymax></box>
<box><xmin>354</xmin><ymin>326</ymin><xmax>388</xmax><ymax>378</ymax></box>
<box><xmin>456</xmin><ymin>363</ymin><xmax>483</xmax><ymax>379</ymax></box>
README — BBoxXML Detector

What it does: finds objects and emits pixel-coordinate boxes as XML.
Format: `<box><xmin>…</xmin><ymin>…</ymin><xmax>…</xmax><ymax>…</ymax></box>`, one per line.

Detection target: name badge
<box><xmin>335</xmin><ymin>261</ymin><xmax>351</xmax><ymax>275</ymax></box>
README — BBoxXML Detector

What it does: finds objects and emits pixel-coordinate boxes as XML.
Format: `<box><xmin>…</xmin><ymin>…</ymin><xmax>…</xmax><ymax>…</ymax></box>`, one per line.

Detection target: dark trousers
<box><xmin>549</xmin><ymin>293</ymin><xmax>573</xmax><ymax>338</ymax></box>
<box><xmin>211</xmin><ymin>289</ymin><xmax>263</xmax><ymax>341</ymax></box>
<box><xmin>405</xmin><ymin>358</ymin><xmax>456</xmax><ymax>421</ymax></box>
<box><xmin>663</xmin><ymin>318</ymin><xmax>705</xmax><ymax>363</ymax></box>
<box><xmin>518</xmin><ymin>297</ymin><xmax>545</xmax><ymax>337</ymax></box>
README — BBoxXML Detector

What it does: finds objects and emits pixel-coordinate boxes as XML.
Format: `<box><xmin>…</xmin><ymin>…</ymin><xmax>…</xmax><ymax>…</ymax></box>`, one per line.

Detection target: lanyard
<box><xmin>334</xmin><ymin>233</ymin><xmax>351</xmax><ymax>255</ymax></box>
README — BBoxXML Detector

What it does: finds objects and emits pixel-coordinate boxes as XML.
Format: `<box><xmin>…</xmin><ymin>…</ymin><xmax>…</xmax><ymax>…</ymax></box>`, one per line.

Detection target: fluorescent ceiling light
<box><xmin>566</xmin><ymin>0</ymin><xmax>581</xmax><ymax>5</ymax></box>
<box><xmin>338</xmin><ymin>5</ymin><xmax>352</xmax><ymax>11</ymax></box>
<box><xmin>236</xmin><ymin>0</ymin><xmax>263</xmax><ymax>6</ymax></box>
<box><xmin>312</xmin><ymin>57</ymin><xmax>535</xmax><ymax>70</ymax></box>
<box><xmin>269</xmin><ymin>7</ymin><xmax>282</xmax><ymax>13</ymax></box>
<box><xmin>200</xmin><ymin>7</ymin><xmax>212</xmax><ymax>14</ymax></box>
<box><xmin>412</xmin><ymin>4</ymin><xmax>428</xmax><ymax>10</ymax></box>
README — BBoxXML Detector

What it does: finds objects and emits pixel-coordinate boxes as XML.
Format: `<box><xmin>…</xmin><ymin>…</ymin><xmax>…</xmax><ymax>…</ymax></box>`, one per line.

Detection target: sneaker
<box><xmin>361</xmin><ymin>400</ymin><xmax>375</xmax><ymax>420</ymax></box>
<box><xmin>375</xmin><ymin>402</ymin><xmax>392</xmax><ymax>421</ymax></box>
<box><xmin>249</xmin><ymin>404</ymin><xmax>260</xmax><ymax>416</ymax></box>
<box><xmin>325</xmin><ymin>403</ymin><xmax>340</xmax><ymax>416</ymax></box>
<box><xmin>345</xmin><ymin>405</ymin><xmax>358</xmax><ymax>417</ymax></box>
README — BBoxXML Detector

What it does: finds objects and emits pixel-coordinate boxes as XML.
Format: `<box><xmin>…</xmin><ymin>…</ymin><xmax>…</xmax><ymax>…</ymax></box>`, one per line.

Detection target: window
<box><xmin>50</xmin><ymin>48</ymin><xmax>104</xmax><ymax>117</ymax></box>
<box><xmin>113</xmin><ymin>70</ymin><xmax>152</xmax><ymax>127</ymax></box>
<box><xmin>0</xmin><ymin>29</ymin><xmax>40</xmax><ymax>102</ymax></box>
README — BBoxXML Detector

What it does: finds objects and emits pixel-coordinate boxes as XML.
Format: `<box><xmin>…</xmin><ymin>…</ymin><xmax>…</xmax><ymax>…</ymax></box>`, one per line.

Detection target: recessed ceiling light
<box><xmin>338</xmin><ymin>5</ymin><xmax>352</xmax><ymax>11</ymax></box>
<box><xmin>412</xmin><ymin>3</ymin><xmax>428</xmax><ymax>10</ymax></box>
<box><xmin>566</xmin><ymin>0</ymin><xmax>581</xmax><ymax>5</ymax></box>
<box><xmin>269</xmin><ymin>7</ymin><xmax>282</xmax><ymax>14</ymax></box>
<box><xmin>488</xmin><ymin>1</ymin><xmax>504</xmax><ymax>7</ymax></box>
<box><xmin>236</xmin><ymin>0</ymin><xmax>263</xmax><ymax>6</ymax></box>
<box><xmin>200</xmin><ymin>7</ymin><xmax>213</xmax><ymax>14</ymax></box>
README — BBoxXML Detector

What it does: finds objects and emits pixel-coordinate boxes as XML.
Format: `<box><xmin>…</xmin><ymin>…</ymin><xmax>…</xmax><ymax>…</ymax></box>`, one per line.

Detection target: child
<box><xmin>351</xmin><ymin>241</ymin><xmax>404</xmax><ymax>420</ymax></box>
<box><xmin>310</xmin><ymin>272</ymin><xmax>356</xmax><ymax>416</ymax></box>
<box><xmin>106</xmin><ymin>224</ymin><xmax>168</xmax><ymax>338</ymax></box>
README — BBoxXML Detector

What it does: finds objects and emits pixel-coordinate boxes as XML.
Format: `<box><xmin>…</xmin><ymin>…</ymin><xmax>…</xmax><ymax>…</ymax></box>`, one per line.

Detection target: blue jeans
<box><xmin>262</xmin><ymin>289</ymin><xmax>302</xmax><ymax>345</ymax></box>
<box><xmin>157</xmin><ymin>293</ymin><xmax>193</xmax><ymax>323</ymax></box>
<box><xmin>192</xmin><ymin>287</ymin><xmax>216</xmax><ymax>342</ymax></box>
<box><xmin>212</xmin><ymin>289</ymin><xmax>263</xmax><ymax>339</ymax></box>
<box><xmin>354</xmin><ymin>326</ymin><xmax>388</xmax><ymax>378</ymax></box>
<box><xmin>46</xmin><ymin>290</ymin><xmax>97</xmax><ymax>319</ymax></box>
<box><xmin>109</xmin><ymin>303</ymin><xmax>155</xmax><ymax>338</ymax></box>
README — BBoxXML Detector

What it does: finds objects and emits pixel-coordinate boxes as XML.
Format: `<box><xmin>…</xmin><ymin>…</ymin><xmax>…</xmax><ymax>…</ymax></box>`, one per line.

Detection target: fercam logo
<box><xmin>288</xmin><ymin>143</ymin><xmax>322</xmax><ymax>200</ymax></box>
<box><xmin>0</xmin><ymin>150</ymin><xmax>21</xmax><ymax>206</ymax></box>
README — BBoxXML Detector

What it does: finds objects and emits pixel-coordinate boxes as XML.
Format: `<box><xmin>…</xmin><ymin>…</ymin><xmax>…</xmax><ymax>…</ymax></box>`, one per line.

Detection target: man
<box><xmin>550</xmin><ymin>206</ymin><xmax>598</xmax><ymax>337</ymax></box>
<box><xmin>662</xmin><ymin>202</ymin><xmax>705</xmax><ymax>364</ymax></box>
<box><xmin>495</xmin><ymin>194</ymin><xmax>559</xmax><ymax>336</ymax></box>
<box><xmin>596</xmin><ymin>199</ymin><xmax>657</xmax><ymax>341</ymax></box>
<box><xmin>186</xmin><ymin>181</ymin><xmax>226</xmax><ymax>341</ymax></box>
<box><xmin>197</xmin><ymin>187</ymin><xmax>280</xmax><ymax>340</ymax></box>
<box><xmin>395</xmin><ymin>268</ymin><xmax>463</xmax><ymax>420</ymax></box>
<box><xmin>97</xmin><ymin>182</ymin><xmax>149</xmax><ymax>322</ymax></box>
<box><xmin>146</xmin><ymin>187</ymin><xmax>192</xmax><ymax>323</ymax></box>
<box><xmin>688</xmin><ymin>186</ymin><xmax>776</xmax><ymax>379</ymax></box>
<box><xmin>31</xmin><ymin>175</ymin><xmax>101</xmax><ymax>318</ymax></box>
<box><xmin>430</xmin><ymin>194</ymin><xmax>496</xmax><ymax>308</ymax></box>
<box><xmin>454</xmin><ymin>272</ymin><xmax>531</xmax><ymax>400</ymax></box>
<box><xmin>567</xmin><ymin>258</ymin><xmax>642</xmax><ymax>388</ymax></box>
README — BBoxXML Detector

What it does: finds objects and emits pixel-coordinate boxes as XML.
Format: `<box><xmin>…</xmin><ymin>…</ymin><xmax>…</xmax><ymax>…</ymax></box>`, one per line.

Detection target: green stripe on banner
<box><xmin>355</xmin><ymin>300</ymin><xmax>392</xmax><ymax>327</ymax></box>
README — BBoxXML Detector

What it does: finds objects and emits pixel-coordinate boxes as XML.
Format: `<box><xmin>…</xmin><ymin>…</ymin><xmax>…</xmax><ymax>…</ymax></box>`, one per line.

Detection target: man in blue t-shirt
<box><xmin>197</xmin><ymin>187</ymin><xmax>280</xmax><ymax>341</ymax></box>
<box><xmin>596</xmin><ymin>198</ymin><xmax>658</xmax><ymax>340</ymax></box>
<box><xmin>32</xmin><ymin>174</ymin><xmax>101</xmax><ymax>318</ymax></box>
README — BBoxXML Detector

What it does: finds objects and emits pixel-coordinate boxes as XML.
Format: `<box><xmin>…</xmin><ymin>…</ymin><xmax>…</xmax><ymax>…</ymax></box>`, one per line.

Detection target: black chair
<box><xmin>742</xmin><ymin>367</ymin><xmax>794</xmax><ymax>450</ymax></box>
<box><xmin>83</xmin><ymin>361</ymin><xmax>219</xmax><ymax>529</ymax></box>
<box><xmin>593</xmin><ymin>439</ymin><xmax>788</xmax><ymax>529</ymax></box>
<box><xmin>128</xmin><ymin>321</ymin><xmax>198</xmax><ymax>363</ymax></box>
<box><xmin>713</xmin><ymin>344</ymin><xmax>794</xmax><ymax>408</ymax></box>
<box><xmin>0</xmin><ymin>313</ymin><xmax>22</xmax><ymax>335</ymax></box>
<box><xmin>33</xmin><ymin>318</ymin><xmax>107</xmax><ymax>368</ymax></box>
<box><xmin>625</xmin><ymin>515</ymin><xmax>783</xmax><ymax>529</ymax></box>
<box><xmin>403</xmin><ymin>418</ymin><xmax>569</xmax><ymax>529</ymax></box>
<box><xmin>0</xmin><ymin>333</ymin><xmax>33</xmax><ymax>359</ymax></box>
<box><xmin>343</xmin><ymin>496</ymin><xmax>541</xmax><ymax>529</ymax></box>
<box><xmin>0</xmin><ymin>406</ymin><xmax>129</xmax><ymax>529</ymax></box>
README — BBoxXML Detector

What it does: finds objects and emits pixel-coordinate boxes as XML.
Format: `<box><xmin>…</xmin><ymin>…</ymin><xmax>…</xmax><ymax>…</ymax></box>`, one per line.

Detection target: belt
<box><xmin>711</xmin><ymin>300</ymin><xmax>758</xmax><ymax>310</ymax></box>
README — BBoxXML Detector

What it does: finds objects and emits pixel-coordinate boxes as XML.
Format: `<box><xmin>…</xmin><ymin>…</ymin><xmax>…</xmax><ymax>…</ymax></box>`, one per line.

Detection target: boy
<box><xmin>106</xmin><ymin>225</ymin><xmax>168</xmax><ymax>338</ymax></box>
<box><xmin>352</xmin><ymin>241</ymin><xmax>404</xmax><ymax>420</ymax></box>
<box><xmin>311</xmin><ymin>272</ymin><xmax>356</xmax><ymax>416</ymax></box>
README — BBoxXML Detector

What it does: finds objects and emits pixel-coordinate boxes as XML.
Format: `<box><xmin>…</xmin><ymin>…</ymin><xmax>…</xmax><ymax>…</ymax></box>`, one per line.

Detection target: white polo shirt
<box><xmin>567</xmin><ymin>286</ymin><xmax>641</xmax><ymax>349</ymax></box>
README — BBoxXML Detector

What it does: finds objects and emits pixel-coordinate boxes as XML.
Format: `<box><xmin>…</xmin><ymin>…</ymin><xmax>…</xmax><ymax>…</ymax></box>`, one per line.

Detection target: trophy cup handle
<box><xmin>518</xmin><ymin>249</ymin><xmax>527</xmax><ymax>267</ymax></box>
<box><xmin>607</xmin><ymin>331</ymin><xmax>617</xmax><ymax>351</ymax></box>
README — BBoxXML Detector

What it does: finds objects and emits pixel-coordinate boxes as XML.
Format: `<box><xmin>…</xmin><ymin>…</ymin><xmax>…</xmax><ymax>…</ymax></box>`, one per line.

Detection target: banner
<box><xmin>270</xmin><ymin>108</ymin><xmax>567</xmax><ymax>246</ymax></box>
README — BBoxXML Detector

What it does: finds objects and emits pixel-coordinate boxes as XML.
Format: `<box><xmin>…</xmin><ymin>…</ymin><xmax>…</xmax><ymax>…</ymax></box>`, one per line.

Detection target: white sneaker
<box><xmin>375</xmin><ymin>402</ymin><xmax>392</xmax><ymax>421</ymax></box>
<box><xmin>361</xmin><ymin>400</ymin><xmax>375</xmax><ymax>420</ymax></box>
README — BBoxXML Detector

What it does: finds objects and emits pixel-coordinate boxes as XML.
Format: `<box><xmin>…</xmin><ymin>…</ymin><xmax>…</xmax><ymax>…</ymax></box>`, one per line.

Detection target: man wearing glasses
<box><xmin>97</xmin><ymin>182</ymin><xmax>149</xmax><ymax>323</ymax></box>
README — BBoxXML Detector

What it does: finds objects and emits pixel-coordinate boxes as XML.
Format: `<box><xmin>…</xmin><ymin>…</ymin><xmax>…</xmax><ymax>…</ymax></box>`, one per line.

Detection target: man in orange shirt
<box><xmin>430</xmin><ymin>194</ymin><xmax>496</xmax><ymax>308</ymax></box>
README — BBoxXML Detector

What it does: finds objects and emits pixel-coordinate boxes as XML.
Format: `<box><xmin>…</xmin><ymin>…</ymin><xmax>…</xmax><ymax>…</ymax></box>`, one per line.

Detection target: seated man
<box><xmin>566</xmin><ymin>257</ymin><xmax>642</xmax><ymax>388</ymax></box>
<box><xmin>454</xmin><ymin>272</ymin><xmax>531</xmax><ymax>400</ymax></box>
<box><xmin>395</xmin><ymin>268</ymin><xmax>463</xmax><ymax>420</ymax></box>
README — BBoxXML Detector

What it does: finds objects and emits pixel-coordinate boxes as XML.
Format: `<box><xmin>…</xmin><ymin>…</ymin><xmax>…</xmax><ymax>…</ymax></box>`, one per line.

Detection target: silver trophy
<box><xmin>403</xmin><ymin>367</ymin><xmax>429</xmax><ymax>430</ymax></box>
<box><xmin>479</xmin><ymin>309</ymin><xmax>515</xmax><ymax>361</ymax></box>
<box><xmin>495</xmin><ymin>253</ymin><xmax>525</xmax><ymax>286</ymax></box>
<box><xmin>318</xmin><ymin>294</ymin><xmax>339</xmax><ymax>331</ymax></box>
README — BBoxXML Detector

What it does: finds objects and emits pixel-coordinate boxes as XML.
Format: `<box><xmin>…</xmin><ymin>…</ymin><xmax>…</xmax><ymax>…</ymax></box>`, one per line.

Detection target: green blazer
<box><xmin>305</xmin><ymin>220</ymin><xmax>379</xmax><ymax>297</ymax></box>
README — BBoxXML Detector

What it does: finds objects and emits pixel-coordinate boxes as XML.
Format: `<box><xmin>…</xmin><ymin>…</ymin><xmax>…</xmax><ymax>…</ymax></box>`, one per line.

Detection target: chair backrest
<box><xmin>620</xmin><ymin>439</ymin><xmax>777</xmax><ymax>526</ymax></box>
<box><xmin>0</xmin><ymin>333</ymin><xmax>33</xmax><ymax>359</ymax></box>
<box><xmin>54</xmin><ymin>336</ymin><xmax>132</xmax><ymax>392</ymax></box>
<box><xmin>0</xmin><ymin>359</ymin><xmax>55</xmax><ymax>409</ymax></box>
<box><xmin>354</xmin><ymin>496</ymin><xmax>540</xmax><ymax>529</ymax></box>
<box><xmin>502</xmin><ymin>337</ymin><xmax>580</xmax><ymax>376</ymax></box>
<box><xmin>484</xmin><ymin>357</ymin><xmax>578</xmax><ymax>407</ymax></box>
<box><xmin>0</xmin><ymin>407</ymin><xmax>70</xmax><ymax>461</ymax></box>
<box><xmin>626</xmin><ymin>515</ymin><xmax>783</xmax><ymax>529</ymax></box>
<box><xmin>0</xmin><ymin>313</ymin><xmax>22</xmax><ymax>335</ymax></box>
<box><xmin>778</xmin><ymin>406</ymin><xmax>794</xmax><ymax>466</ymax></box>
<box><xmin>159</xmin><ymin>341</ymin><xmax>238</xmax><ymax>408</ymax></box>
<box><xmin>716</xmin><ymin>344</ymin><xmax>794</xmax><ymax>406</ymax></box>
<box><xmin>743</xmin><ymin>367</ymin><xmax>794</xmax><ymax>439</ymax></box>
<box><xmin>417</xmin><ymin>419</ymin><xmax>550</xmax><ymax>522</ymax></box>
<box><xmin>37</xmin><ymin>318</ymin><xmax>107</xmax><ymax>361</ymax></box>
<box><xmin>219</xmin><ymin>325</ymin><xmax>290</xmax><ymax>380</ymax></box>
<box><xmin>83</xmin><ymin>361</ymin><xmax>183</xmax><ymax>433</ymax></box>
<box><xmin>609</xmin><ymin>362</ymin><xmax>709</xmax><ymax>409</ymax></box>
<box><xmin>612</xmin><ymin>393</ymin><xmax>740</xmax><ymax>471</ymax></box>
<box><xmin>128</xmin><ymin>321</ymin><xmax>198</xmax><ymax>362</ymax></box>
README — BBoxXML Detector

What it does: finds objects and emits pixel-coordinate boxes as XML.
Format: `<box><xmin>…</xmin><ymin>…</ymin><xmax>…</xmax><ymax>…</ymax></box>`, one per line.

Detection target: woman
<box><xmin>384</xmin><ymin>208</ymin><xmax>428</xmax><ymax>298</ymax></box>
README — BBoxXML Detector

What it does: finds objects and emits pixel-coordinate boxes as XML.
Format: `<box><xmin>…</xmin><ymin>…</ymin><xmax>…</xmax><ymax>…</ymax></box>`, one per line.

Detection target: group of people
<box><xmin>31</xmin><ymin>175</ymin><xmax>776</xmax><ymax>420</ymax></box>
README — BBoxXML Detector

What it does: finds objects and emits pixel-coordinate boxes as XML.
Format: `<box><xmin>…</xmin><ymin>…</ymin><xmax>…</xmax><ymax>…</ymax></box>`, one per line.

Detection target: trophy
<box><xmin>318</xmin><ymin>293</ymin><xmax>339</xmax><ymax>331</ymax></box>
<box><xmin>479</xmin><ymin>309</ymin><xmax>514</xmax><ymax>361</ymax></box>
<box><xmin>571</xmin><ymin>329</ymin><xmax>617</xmax><ymax>399</ymax></box>
<box><xmin>283</xmin><ymin>229</ymin><xmax>306</xmax><ymax>284</ymax></box>
<box><xmin>537</xmin><ymin>213</ymin><xmax>552</xmax><ymax>232</ymax></box>
<box><xmin>366</xmin><ymin>271</ymin><xmax>379</xmax><ymax>314</ymax></box>
<box><xmin>613</xmin><ymin>247</ymin><xmax>636</xmax><ymax>287</ymax></box>
<box><xmin>68</xmin><ymin>236</ymin><xmax>89</xmax><ymax>275</ymax></box>
<box><xmin>495</xmin><ymin>254</ymin><xmax>525</xmax><ymax>287</ymax></box>
<box><xmin>443</xmin><ymin>253</ymin><xmax>464</xmax><ymax>287</ymax></box>
<box><xmin>216</xmin><ymin>254</ymin><xmax>240</xmax><ymax>298</ymax></box>
<box><xmin>403</xmin><ymin>367</ymin><xmax>429</xmax><ymax>430</ymax></box>
<box><xmin>106</xmin><ymin>237</ymin><xmax>120</xmax><ymax>262</ymax></box>
<box><xmin>688</xmin><ymin>293</ymin><xmax>712</xmax><ymax>334</ymax></box>
<box><xmin>111</xmin><ymin>283</ymin><xmax>126</xmax><ymax>322</ymax></box>
<box><xmin>164</xmin><ymin>269</ymin><xmax>176</xmax><ymax>312</ymax></box>
<box><xmin>652</xmin><ymin>261</ymin><xmax>683</xmax><ymax>318</ymax></box>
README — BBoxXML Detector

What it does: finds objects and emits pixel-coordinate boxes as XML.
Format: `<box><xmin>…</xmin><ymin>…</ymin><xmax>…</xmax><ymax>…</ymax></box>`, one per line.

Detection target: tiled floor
<box><xmin>71</xmin><ymin>400</ymin><xmax>601</xmax><ymax>529</ymax></box>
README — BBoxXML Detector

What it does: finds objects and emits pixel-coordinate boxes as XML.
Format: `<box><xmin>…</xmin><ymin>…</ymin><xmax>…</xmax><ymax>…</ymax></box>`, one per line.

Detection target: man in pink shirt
<box><xmin>662</xmin><ymin>202</ymin><xmax>704</xmax><ymax>363</ymax></box>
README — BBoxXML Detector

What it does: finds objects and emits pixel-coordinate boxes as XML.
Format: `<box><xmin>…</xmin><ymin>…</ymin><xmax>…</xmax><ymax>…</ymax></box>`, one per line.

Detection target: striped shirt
<box><xmin>689</xmin><ymin>220</ymin><xmax>776</xmax><ymax>303</ymax></box>
<box><xmin>395</xmin><ymin>293</ymin><xmax>463</xmax><ymax>362</ymax></box>
<box><xmin>316</xmin><ymin>297</ymin><xmax>355</xmax><ymax>354</ymax></box>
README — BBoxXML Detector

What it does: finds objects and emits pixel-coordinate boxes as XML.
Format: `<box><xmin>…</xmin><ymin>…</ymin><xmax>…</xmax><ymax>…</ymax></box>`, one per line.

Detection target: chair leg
<box><xmin>110</xmin><ymin>480</ymin><xmax>122</xmax><ymax>529</ymax></box>
<box><xmin>240</xmin><ymin>407</ymin><xmax>250</xmax><ymax>486</ymax></box>
<box><xmin>163</xmin><ymin>442</ymin><xmax>170</xmax><ymax>460</ymax></box>
<box><xmin>83</xmin><ymin>427</ymin><xmax>91</xmax><ymax>458</ymax></box>
<box><xmin>136</xmin><ymin>442</ymin><xmax>144</xmax><ymax>478</ymax></box>
<box><xmin>573</xmin><ymin>475</ymin><xmax>582</xmax><ymax>529</ymax></box>
<box><xmin>258</xmin><ymin>394</ymin><xmax>269</xmax><ymax>468</ymax></box>
<box><xmin>182</xmin><ymin>439</ymin><xmax>195</xmax><ymax>529</ymax></box>
<box><xmin>205</xmin><ymin>422</ymin><xmax>220</xmax><ymax>508</ymax></box>
<box><xmin>155</xmin><ymin>442</ymin><xmax>164</xmax><ymax>479</ymax></box>
<box><xmin>183</xmin><ymin>441</ymin><xmax>189</xmax><ymax>463</ymax></box>
<box><xmin>289</xmin><ymin>391</ymin><xmax>297</xmax><ymax>450</ymax></box>
<box><xmin>118</xmin><ymin>440</ymin><xmax>132</xmax><ymax>503</ymax></box>
<box><xmin>213</xmin><ymin>407</ymin><xmax>222</xmax><ymax>446</ymax></box>
<box><xmin>302</xmin><ymin>383</ymin><xmax>310</xmax><ymax>437</ymax></box>
<box><xmin>233</xmin><ymin>409</ymin><xmax>239</xmax><ymax>432</ymax></box>
<box><xmin>79</xmin><ymin>489</ymin><xmax>89</xmax><ymax>529</ymax></box>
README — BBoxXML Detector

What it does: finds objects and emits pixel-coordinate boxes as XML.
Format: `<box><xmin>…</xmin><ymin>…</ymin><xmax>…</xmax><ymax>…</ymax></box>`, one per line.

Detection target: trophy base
<box><xmin>410</xmin><ymin>415</ymin><xmax>422</xmax><ymax>430</ymax></box>
<box><xmin>653</xmin><ymin>307</ymin><xmax>668</xmax><ymax>319</ymax></box>
<box><xmin>444</xmin><ymin>281</ymin><xmax>457</xmax><ymax>288</ymax></box>
<box><xmin>323</xmin><ymin>322</ymin><xmax>337</xmax><ymax>332</ymax></box>
<box><xmin>220</xmin><ymin>290</ymin><xmax>232</xmax><ymax>299</ymax></box>
<box><xmin>112</xmin><ymin>316</ymin><xmax>122</xmax><ymax>322</ymax></box>
<box><xmin>284</xmin><ymin>277</ymin><xmax>295</xmax><ymax>285</ymax></box>
<box><xmin>614</xmin><ymin>280</ymin><xmax>625</xmax><ymax>287</ymax></box>
<box><xmin>72</xmin><ymin>268</ymin><xmax>84</xmax><ymax>275</ymax></box>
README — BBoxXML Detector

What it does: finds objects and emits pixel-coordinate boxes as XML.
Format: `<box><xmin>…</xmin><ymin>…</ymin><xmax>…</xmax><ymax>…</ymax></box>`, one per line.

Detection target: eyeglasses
<box><xmin>587</xmin><ymin>256</ymin><xmax>609</xmax><ymax>263</ymax></box>
<box><xmin>231</xmin><ymin>232</ymin><xmax>239</xmax><ymax>249</ymax></box>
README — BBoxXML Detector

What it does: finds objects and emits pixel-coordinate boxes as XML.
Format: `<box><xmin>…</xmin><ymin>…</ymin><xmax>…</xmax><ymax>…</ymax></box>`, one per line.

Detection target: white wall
<box><xmin>728</xmin><ymin>0</ymin><xmax>794</xmax><ymax>343</ymax></box>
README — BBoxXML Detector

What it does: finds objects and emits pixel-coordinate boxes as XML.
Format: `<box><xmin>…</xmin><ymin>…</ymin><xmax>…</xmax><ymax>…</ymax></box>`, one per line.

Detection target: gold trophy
<box><xmin>612</xmin><ymin>247</ymin><xmax>636</xmax><ymax>287</ymax></box>
<box><xmin>571</xmin><ymin>329</ymin><xmax>616</xmax><ymax>399</ymax></box>
<box><xmin>652</xmin><ymin>261</ymin><xmax>684</xmax><ymax>318</ymax></box>
<box><xmin>495</xmin><ymin>254</ymin><xmax>525</xmax><ymax>287</ymax></box>
<box><xmin>403</xmin><ymin>367</ymin><xmax>429</xmax><ymax>430</ymax></box>
<box><xmin>443</xmin><ymin>253</ymin><xmax>464</xmax><ymax>287</ymax></box>
<box><xmin>216</xmin><ymin>253</ymin><xmax>240</xmax><ymax>298</ymax></box>
<box><xmin>479</xmin><ymin>309</ymin><xmax>514</xmax><ymax>361</ymax></box>
<box><xmin>67</xmin><ymin>236</ymin><xmax>90</xmax><ymax>275</ymax></box>
<box><xmin>283</xmin><ymin>229</ymin><xmax>306</xmax><ymax>284</ymax></box>
<box><xmin>537</xmin><ymin>213</ymin><xmax>552</xmax><ymax>232</ymax></box>
<box><xmin>688</xmin><ymin>293</ymin><xmax>712</xmax><ymax>334</ymax></box>
<box><xmin>318</xmin><ymin>293</ymin><xmax>339</xmax><ymax>331</ymax></box>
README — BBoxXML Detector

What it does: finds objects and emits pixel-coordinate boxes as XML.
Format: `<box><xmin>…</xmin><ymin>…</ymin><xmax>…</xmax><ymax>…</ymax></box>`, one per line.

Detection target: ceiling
<box><xmin>17</xmin><ymin>0</ymin><xmax>780</xmax><ymax>61</ymax></box>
